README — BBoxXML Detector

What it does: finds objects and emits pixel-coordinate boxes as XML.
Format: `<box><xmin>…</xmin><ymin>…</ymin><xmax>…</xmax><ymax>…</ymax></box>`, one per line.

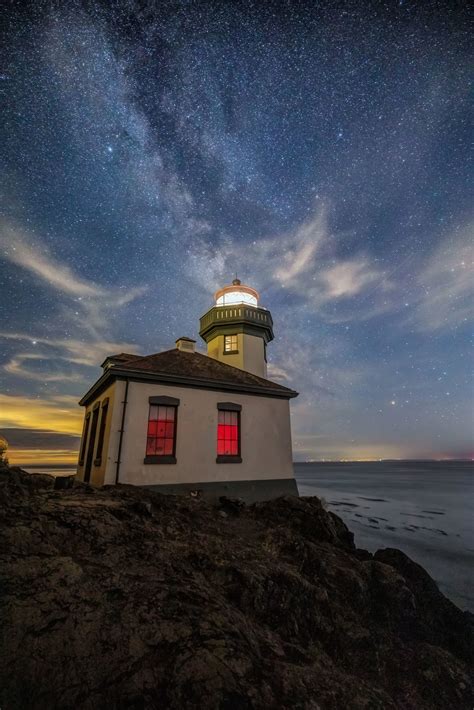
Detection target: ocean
<box><xmin>24</xmin><ymin>460</ymin><xmax>473</xmax><ymax>611</ymax></box>
<box><xmin>295</xmin><ymin>461</ymin><xmax>474</xmax><ymax>612</ymax></box>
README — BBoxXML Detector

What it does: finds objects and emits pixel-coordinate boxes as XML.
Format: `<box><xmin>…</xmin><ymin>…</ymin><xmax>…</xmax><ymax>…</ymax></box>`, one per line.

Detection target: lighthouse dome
<box><xmin>214</xmin><ymin>279</ymin><xmax>259</xmax><ymax>307</ymax></box>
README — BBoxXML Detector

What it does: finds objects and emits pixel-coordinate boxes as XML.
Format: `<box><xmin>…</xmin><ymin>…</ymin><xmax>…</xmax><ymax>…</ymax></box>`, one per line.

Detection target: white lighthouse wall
<box><xmin>115</xmin><ymin>380</ymin><xmax>295</xmax><ymax>497</ymax></box>
<box><xmin>207</xmin><ymin>332</ymin><xmax>267</xmax><ymax>378</ymax></box>
<box><xmin>242</xmin><ymin>333</ymin><xmax>267</xmax><ymax>378</ymax></box>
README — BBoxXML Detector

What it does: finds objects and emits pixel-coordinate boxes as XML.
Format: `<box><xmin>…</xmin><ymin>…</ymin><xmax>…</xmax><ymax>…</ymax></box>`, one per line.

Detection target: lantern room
<box><xmin>199</xmin><ymin>278</ymin><xmax>274</xmax><ymax>379</ymax></box>
<box><xmin>215</xmin><ymin>279</ymin><xmax>259</xmax><ymax>307</ymax></box>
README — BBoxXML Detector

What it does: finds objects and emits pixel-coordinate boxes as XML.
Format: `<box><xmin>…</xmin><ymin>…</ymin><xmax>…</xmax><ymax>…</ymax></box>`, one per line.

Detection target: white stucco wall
<box><xmin>114</xmin><ymin>380</ymin><xmax>294</xmax><ymax>487</ymax></box>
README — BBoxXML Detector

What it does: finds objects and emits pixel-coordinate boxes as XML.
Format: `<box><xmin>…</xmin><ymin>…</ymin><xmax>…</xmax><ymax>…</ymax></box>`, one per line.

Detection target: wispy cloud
<box><xmin>187</xmin><ymin>204</ymin><xmax>390</xmax><ymax>317</ymax></box>
<box><xmin>1</xmin><ymin>333</ymin><xmax>139</xmax><ymax>368</ymax></box>
<box><xmin>0</xmin><ymin>218</ymin><xmax>146</xmax><ymax>299</ymax></box>
<box><xmin>1</xmin><ymin>333</ymin><xmax>141</xmax><ymax>385</ymax></box>
<box><xmin>0</xmin><ymin>223</ymin><xmax>104</xmax><ymax>297</ymax></box>
<box><xmin>321</xmin><ymin>260</ymin><xmax>383</xmax><ymax>299</ymax></box>
<box><xmin>273</xmin><ymin>210</ymin><xmax>327</xmax><ymax>286</ymax></box>
<box><xmin>0</xmin><ymin>220</ymin><xmax>146</xmax><ymax>381</ymax></box>
<box><xmin>187</xmin><ymin>205</ymin><xmax>474</xmax><ymax>341</ymax></box>
<box><xmin>409</xmin><ymin>223</ymin><xmax>474</xmax><ymax>332</ymax></box>
<box><xmin>3</xmin><ymin>353</ymin><xmax>83</xmax><ymax>382</ymax></box>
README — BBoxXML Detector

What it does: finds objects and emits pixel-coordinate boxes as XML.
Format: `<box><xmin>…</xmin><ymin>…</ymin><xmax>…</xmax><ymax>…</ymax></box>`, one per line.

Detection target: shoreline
<box><xmin>296</xmin><ymin>461</ymin><xmax>474</xmax><ymax>612</ymax></box>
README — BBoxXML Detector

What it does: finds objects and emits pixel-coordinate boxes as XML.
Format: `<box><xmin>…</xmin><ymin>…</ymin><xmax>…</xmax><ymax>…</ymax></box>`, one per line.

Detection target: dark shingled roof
<box><xmin>81</xmin><ymin>348</ymin><xmax>297</xmax><ymax>405</ymax></box>
<box><xmin>108</xmin><ymin>353</ymin><xmax>142</xmax><ymax>362</ymax></box>
<box><xmin>118</xmin><ymin>349</ymin><xmax>296</xmax><ymax>394</ymax></box>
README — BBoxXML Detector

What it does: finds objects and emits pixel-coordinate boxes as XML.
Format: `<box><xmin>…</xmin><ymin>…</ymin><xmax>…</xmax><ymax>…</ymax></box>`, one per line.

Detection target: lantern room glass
<box><xmin>216</xmin><ymin>290</ymin><xmax>258</xmax><ymax>307</ymax></box>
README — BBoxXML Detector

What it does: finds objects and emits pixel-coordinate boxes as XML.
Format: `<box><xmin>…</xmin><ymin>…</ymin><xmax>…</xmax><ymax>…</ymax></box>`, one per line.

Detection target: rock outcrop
<box><xmin>0</xmin><ymin>467</ymin><xmax>472</xmax><ymax>709</ymax></box>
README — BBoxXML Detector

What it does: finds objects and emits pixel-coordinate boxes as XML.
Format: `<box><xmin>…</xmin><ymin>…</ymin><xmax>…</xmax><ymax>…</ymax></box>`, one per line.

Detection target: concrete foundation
<box><xmin>143</xmin><ymin>477</ymin><xmax>299</xmax><ymax>503</ymax></box>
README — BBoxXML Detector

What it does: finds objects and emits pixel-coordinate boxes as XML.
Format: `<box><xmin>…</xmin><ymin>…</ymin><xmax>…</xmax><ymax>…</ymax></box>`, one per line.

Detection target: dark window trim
<box><xmin>144</xmin><ymin>455</ymin><xmax>177</xmax><ymax>465</ymax></box>
<box><xmin>216</xmin><ymin>455</ymin><xmax>242</xmax><ymax>464</ymax></box>
<box><xmin>144</xmin><ymin>402</ymin><xmax>179</xmax><ymax>463</ymax></box>
<box><xmin>78</xmin><ymin>412</ymin><xmax>91</xmax><ymax>466</ymax></box>
<box><xmin>222</xmin><ymin>350</ymin><xmax>239</xmax><ymax>355</ymax></box>
<box><xmin>217</xmin><ymin>402</ymin><xmax>242</xmax><ymax>411</ymax></box>
<box><xmin>84</xmin><ymin>406</ymin><xmax>100</xmax><ymax>483</ymax></box>
<box><xmin>94</xmin><ymin>400</ymin><xmax>109</xmax><ymax>467</ymax></box>
<box><xmin>149</xmin><ymin>395</ymin><xmax>180</xmax><ymax>406</ymax></box>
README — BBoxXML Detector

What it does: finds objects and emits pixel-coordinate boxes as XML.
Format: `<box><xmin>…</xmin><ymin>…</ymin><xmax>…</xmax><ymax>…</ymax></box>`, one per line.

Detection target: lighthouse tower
<box><xmin>199</xmin><ymin>279</ymin><xmax>274</xmax><ymax>378</ymax></box>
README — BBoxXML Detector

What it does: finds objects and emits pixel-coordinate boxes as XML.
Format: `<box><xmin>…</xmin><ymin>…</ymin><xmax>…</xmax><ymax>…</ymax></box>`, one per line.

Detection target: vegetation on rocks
<box><xmin>0</xmin><ymin>465</ymin><xmax>472</xmax><ymax>709</ymax></box>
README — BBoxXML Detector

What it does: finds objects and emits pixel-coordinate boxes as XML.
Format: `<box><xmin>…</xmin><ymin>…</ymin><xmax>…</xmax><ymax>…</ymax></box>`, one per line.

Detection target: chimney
<box><xmin>175</xmin><ymin>337</ymin><xmax>196</xmax><ymax>353</ymax></box>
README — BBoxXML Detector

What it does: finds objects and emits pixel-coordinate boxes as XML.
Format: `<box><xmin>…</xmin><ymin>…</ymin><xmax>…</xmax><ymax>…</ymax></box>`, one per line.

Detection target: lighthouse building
<box><xmin>76</xmin><ymin>280</ymin><xmax>298</xmax><ymax>501</ymax></box>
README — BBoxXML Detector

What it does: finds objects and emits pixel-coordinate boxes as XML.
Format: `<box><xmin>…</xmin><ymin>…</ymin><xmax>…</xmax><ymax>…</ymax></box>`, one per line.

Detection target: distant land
<box><xmin>20</xmin><ymin>458</ymin><xmax>473</xmax><ymax>469</ymax></box>
<box><xmin>302</xmin><ymin>457</ymin><xmax>474</xmax><ymax>464</ymax></box>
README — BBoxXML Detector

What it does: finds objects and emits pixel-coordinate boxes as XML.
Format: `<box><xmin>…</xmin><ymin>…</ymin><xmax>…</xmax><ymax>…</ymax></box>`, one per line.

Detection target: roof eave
<box><xmin>79</xmin><ymin>366</ymin><xmax>298</xmax><ymax>405</ymax></box>
<box><xmin>79</xmin><ymin>370</ymin><xmax>115</xmax><ymax>406</ymax></box>
<box><xmin>117</xmin><ymin>366</ymin><xmax>298</xmax><ymax>398</ymax></box>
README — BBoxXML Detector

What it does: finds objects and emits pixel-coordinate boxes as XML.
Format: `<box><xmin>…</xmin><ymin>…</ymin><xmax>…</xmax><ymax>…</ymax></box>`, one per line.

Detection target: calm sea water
<box><xmin>294</xmin><ymin>461</ymin><xmax>474</xmax><ymax>612</ymax></box>
<box><xmin>24</xmin><ymin>461</ymin><xmax>473</xmax><ymax>611</ymax></box>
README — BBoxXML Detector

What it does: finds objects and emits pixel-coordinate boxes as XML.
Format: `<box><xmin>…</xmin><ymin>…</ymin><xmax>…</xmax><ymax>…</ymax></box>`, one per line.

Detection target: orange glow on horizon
<box><xmin>0</xmin><ymin>393</ymin><xmax>83</xmax><ymax>435</ymax></box>
<box><xmin>0</xmin><ymin>393</ymin><xmax>83</xmax><ymax>466</ymax></box>
<box><xmin>7</xmin><ymin>448</ymin><xmax>79</xmax><ymax>466</ymax></box>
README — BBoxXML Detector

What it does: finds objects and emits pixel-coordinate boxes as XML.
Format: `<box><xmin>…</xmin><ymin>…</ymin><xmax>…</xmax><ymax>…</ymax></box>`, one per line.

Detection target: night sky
<box><xmin>1</xmin><ymin>0</ymin><xmax>472</xmax><ymax>464</ymax></box>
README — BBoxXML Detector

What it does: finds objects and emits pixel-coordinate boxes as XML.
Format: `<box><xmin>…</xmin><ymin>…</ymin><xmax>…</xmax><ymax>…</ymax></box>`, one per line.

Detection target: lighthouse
<box><xmin>76</xmin><ymin>277</ymin><xmax>298</xmax><ymax>500</ymax></box>
<box><xmin>199</xmin><ymin>279</ymin><xmax>274</xmax><ymax>378</ymax></box>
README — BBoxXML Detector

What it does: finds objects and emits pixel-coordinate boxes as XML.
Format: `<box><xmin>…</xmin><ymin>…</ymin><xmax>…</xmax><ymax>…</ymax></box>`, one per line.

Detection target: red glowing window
<box><xmin>217</xmin><ymin>410</ymin><xmax>240</xmax><ymax>456</ymax></box>
<box><xmin>146</xmin><ymin>405</ymin><xmax>176</xmax><ymax>457</ymax></box>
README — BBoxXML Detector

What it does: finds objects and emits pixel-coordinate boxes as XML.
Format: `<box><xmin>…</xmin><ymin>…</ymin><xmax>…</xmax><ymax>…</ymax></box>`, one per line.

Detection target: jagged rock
<box><xmin>0</xmin><ymin>468</ymin><xmax>472</xmax><ymax>710</ymax></box>
<box><xmin>218</xmin><ymin>495</ymin><xmax>245</xmax><ymax>516</ymax></box>
<box><xmin>54</xmin><ymin>475</ymin><xmax>75</xmax><ymax>490</ymax></box>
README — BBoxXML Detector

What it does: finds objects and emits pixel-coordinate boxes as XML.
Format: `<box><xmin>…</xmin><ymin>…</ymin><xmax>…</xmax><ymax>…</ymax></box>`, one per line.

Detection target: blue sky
<box><xmin>1</xmin><ymin>0</ymin><xmax>472</xmax><ymax>462</ymax></box>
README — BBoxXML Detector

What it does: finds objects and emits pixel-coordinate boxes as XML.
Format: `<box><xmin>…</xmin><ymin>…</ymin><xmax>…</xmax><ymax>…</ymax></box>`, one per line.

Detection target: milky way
<box><xmin>1</xmin><ymin>1</ymin><xmax>472</xmax><ymax>463</ymax></box>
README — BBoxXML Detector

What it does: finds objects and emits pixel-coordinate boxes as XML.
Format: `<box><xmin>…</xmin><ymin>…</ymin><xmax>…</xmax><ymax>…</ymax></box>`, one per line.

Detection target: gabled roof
<box><xmin>80</xmin><ymin>349</ymin><xmax>298</xmax><ymax>405</ymax></box>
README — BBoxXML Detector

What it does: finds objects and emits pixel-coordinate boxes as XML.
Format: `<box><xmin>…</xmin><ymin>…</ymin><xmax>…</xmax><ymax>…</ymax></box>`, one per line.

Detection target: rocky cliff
<box><xmin>0</xmin><ymin>466</ymin><xmax>472</xmax><ymax>709</ymax></box>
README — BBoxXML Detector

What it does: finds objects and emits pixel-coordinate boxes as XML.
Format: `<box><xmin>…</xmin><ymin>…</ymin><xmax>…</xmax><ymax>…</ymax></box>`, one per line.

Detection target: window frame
<box><xmin>78</xmin><ymin>412</ymin><xmax>91</xmax><ymax>466</ymax></box>
<box><xmin>94</xmin><ymin>398</ymin><xmax>109</xmax><ymax>467</ymax></box>
<box><xmin>216</xmin><ymin>402</ymin><xmax>242</xmax><ymax>463</ymax></box>
<box><xmin>84</xmin><ymin>403</ymin><xmax>100</xmax><ymax>483</ymax></box>
<box><xmin>144</xmin><ymin>395</ymin><xmax>180</xmax><ymax>464</ymax></box>
<box><xmin>223</xmin><ymin>334</ymin><xmax>239</xmax><ymax>354</ymax></box>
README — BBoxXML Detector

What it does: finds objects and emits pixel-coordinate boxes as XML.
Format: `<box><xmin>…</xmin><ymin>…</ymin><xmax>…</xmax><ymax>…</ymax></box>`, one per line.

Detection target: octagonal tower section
<box><xmin>199</xmin><ymin>279</ymin><xmax>274</xmax><ymax>378</ymax></box>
